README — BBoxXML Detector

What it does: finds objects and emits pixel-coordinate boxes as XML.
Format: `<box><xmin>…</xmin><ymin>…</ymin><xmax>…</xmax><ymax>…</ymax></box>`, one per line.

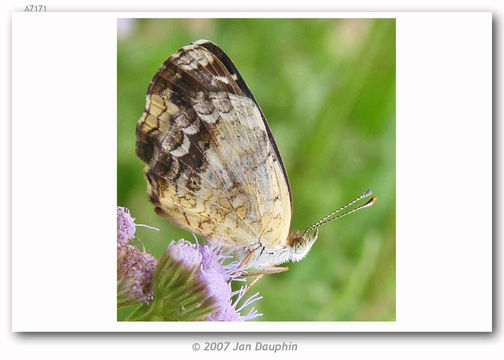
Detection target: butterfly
<box><xmin>135</xmin><ymin>39</ymin><xmax>376</xmax><ymax>274</ymax></box>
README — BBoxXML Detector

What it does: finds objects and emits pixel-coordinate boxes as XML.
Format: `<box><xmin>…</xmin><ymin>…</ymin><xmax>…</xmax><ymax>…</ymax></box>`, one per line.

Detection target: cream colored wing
<box><xmin>135</xmin><ymin>40</ymin><xmax>291</xmax><ymax>250</ymax></box>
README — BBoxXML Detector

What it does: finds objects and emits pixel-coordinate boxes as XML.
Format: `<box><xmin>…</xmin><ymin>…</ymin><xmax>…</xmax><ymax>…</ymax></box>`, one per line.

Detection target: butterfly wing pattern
<box><xmin>135</xmin><ymin>40</ymin><xmax>292</xmax><ymax>254</ymax></box>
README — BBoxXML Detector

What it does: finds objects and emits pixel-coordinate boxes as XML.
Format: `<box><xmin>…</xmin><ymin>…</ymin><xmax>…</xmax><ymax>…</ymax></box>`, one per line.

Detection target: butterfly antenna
<box><xmin>303</xmin><ymin>190</ymin><xmax>377</xmax><ymax>235</ymax></box>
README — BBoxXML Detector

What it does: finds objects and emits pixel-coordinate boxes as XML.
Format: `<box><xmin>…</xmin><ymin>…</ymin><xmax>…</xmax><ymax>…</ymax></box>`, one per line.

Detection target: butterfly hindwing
<box><xmin>136</xmin><ymin>40</ymin><xmax>292</xmax><ymax>249</ymax></box>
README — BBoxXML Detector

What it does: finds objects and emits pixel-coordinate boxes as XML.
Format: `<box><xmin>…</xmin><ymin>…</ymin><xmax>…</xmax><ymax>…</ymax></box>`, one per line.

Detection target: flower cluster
<box><xmin>169</xmin><ymin>239</ymin><xmax>262</xmax><ymax>321</ymax></box>
<box><xmin>117</xmin><ymin>206</ymin><xmax>262</xmax><ymax>321</ymax></box>
<box><xmin>117</xmin><ymin>207</ymin><xmax>157</xmax><ymax>306</ymax></box>
<box><xmin>117</xmin><ymin>207</ymin><xmax>136</xmax><ymax>246</ymax></box>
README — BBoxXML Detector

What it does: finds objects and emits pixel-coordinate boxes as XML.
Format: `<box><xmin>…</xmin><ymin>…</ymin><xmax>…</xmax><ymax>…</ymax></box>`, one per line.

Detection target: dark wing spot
<box><xmin>136</xmin><ymin>139</ymin><xmax>154</xmax><ymax>163</ymax></box>
<box><xmin>186</xmin><ymin>173</ymin><xmax>202</xmax><ymax>192</ymax></box>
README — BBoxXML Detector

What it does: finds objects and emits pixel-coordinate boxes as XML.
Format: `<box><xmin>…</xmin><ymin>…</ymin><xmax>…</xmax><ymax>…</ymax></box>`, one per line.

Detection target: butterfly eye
<box><xmin>292</xmin><ymin>237</ymin><xmax>306</xmax><ymax>251</ymax></box>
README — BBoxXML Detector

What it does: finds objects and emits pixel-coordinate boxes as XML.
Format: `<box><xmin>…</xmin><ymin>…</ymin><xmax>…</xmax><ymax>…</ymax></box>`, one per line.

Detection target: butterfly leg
<box><xmin>238</xmin><ymin>248</ymin><xmax>256</xmax><ymax>270</ymax></box>
<box><xmin>243</xmin><ymin>265</ymin><xmax>289</xmax><ymax>293</ymax></box>
<box><xmin>242</xmin><ymin>266</ymin><xmax>289</xmax><ymax>277</ymax></box>
<box><xmin>227</xmin><ymin>249</ymin><xmax>257</xmax><ymax>284</ymax></box>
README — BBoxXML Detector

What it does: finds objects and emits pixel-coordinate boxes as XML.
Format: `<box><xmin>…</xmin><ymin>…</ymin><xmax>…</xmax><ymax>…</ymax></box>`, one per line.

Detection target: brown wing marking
<box><xmin>171</xmin><ymin>44</ymin><xmax>272</xmax><ymax>231</ymax></box>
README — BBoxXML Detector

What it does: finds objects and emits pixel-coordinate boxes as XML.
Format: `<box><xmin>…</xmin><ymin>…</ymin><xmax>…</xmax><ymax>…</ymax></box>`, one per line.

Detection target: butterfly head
<box><xmin>287</xmin><ymin>229</ymin><xmax>319</xmax><ymax>263</ymax></box>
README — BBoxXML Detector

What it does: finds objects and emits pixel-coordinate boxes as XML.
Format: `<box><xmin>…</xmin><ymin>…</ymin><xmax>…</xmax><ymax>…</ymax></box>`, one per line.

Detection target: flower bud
<box><xmin>117</xmin><ymin>244</ymin><xmax>157</xmax><ymax>306</ymax></box>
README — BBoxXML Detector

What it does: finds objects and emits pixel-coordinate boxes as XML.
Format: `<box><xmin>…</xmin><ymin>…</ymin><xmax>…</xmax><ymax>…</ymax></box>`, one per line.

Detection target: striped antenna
<box><xmin>303</xmin><ymin>190</ymin><xmax>377</xmax><ymax>236</ymax></box>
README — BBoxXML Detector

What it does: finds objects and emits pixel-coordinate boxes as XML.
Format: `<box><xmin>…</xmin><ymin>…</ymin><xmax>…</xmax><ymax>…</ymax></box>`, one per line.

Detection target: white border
<box><xmin>11</xmin><ymin>12</ymin><xmax>492</xmax><ymax>332</ymax></box>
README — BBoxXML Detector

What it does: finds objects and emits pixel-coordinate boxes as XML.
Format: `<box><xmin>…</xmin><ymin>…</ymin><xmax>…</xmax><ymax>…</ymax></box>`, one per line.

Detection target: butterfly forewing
<box><xmin>136</xmin><ymin>40</ymin><xmax>292</xmax><ymax>250</ymax></box>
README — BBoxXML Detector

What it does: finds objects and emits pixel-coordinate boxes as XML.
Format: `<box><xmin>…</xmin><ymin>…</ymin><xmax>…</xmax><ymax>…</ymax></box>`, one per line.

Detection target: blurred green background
<box><xmin>117</xmin><ymin>18</ymin><xmax>395</xmax><ymax>321</ymax></box>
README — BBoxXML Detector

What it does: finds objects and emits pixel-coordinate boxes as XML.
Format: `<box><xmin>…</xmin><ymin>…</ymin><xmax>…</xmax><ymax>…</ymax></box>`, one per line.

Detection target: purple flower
<box><xmin>166</xmin><ymin>239</ymin><xmax>202</xmax><ymax>269</ymax></box>
<box><xmin>161</xmin><ymin>239</ymin><xmax>262</xmax><ymax>321</ymax></box>
<box><xmin>117</xmin><ymin>244</ymin><xmax>157</xmax><ymax>306</ymax></box>
<box><xmin>116</xmin><ymin>207</ymin><xmax>262</xmax><ymax>321</ymax></box>
<box><xmin>117</xmin><ymin>207</ymin><xmax>136</xmax><ymax>246</ymax></box>
<box><xmin>117</xmin><ymin>206</ymin><xmax>157</xmax><ymax>306</ymax></box>
<box><xmin>201</xmin><ymin>242</ymin><xmax>262</xmax><ymax>321</ymax></box>
<box><xmin>207</xmin><ymin>287</ymin><xmax>263</xmax><ymax>321</ymax></box>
